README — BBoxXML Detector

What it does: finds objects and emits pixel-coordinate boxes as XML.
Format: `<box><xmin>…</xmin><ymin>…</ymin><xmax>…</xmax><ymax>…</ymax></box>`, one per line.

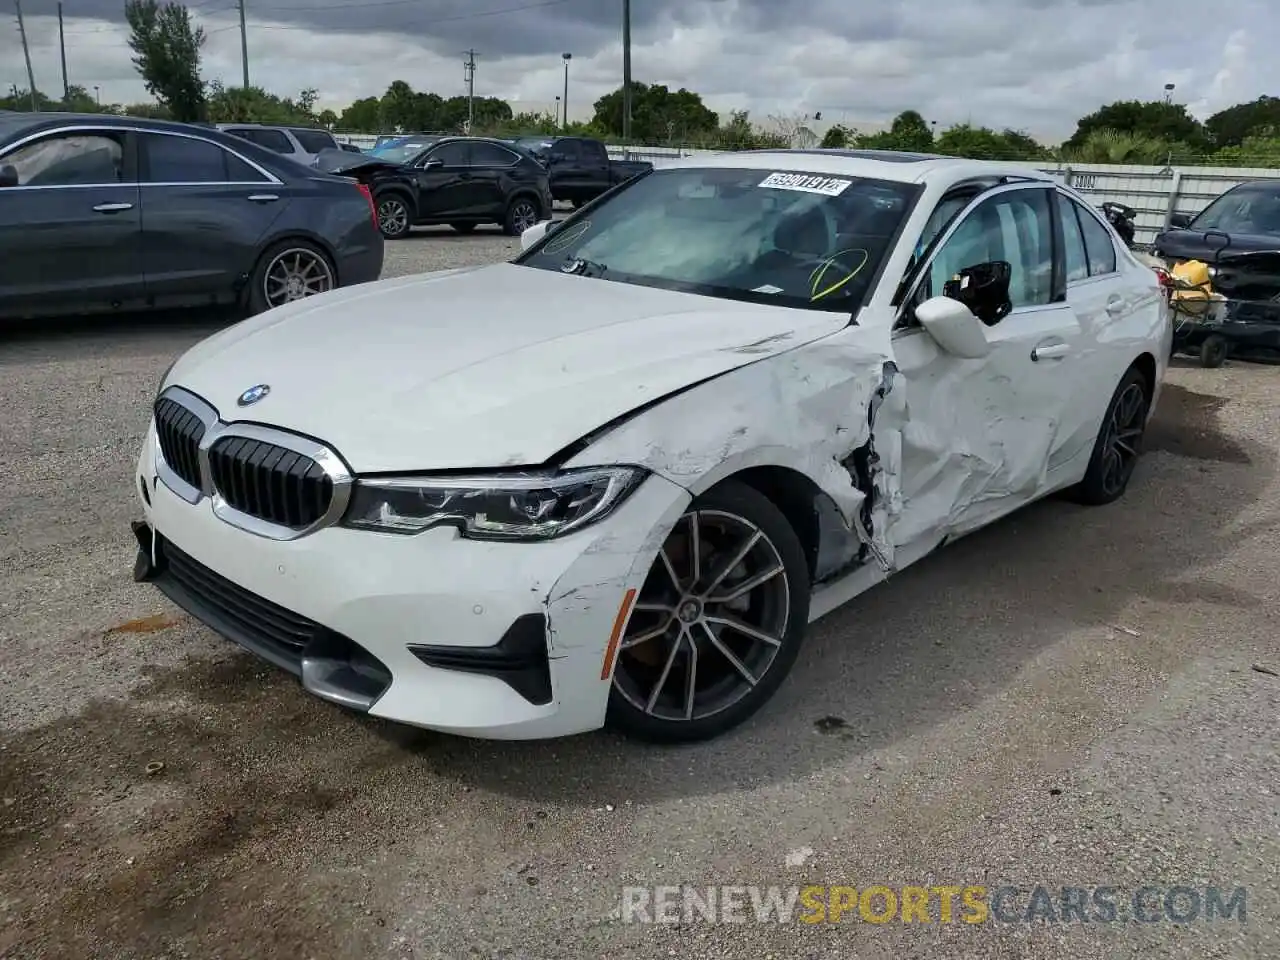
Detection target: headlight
<box><xmin>341</xmin><ymin>466</ymin><xmax>646</xmax><ymax>540</ymax></box>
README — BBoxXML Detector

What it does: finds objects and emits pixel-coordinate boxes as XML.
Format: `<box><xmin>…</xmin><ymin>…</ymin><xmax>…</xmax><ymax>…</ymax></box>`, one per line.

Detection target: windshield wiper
<box><xmin>560</xmin><ymin>257</ymin><xmax>608</xmax><ymax>278</ymax></box>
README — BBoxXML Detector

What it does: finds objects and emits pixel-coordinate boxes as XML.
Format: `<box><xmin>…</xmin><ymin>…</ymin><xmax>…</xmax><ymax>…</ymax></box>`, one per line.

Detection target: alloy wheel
<box><xmin>510</xmin><ymin>201</ymin><xmax>539</xmax><ymax>234</ymax></box>
<box><xmin>1098</xmin><ymin>381</ymin><xmax>1147</xmax><ymax>497</ymax></box>
<box><xmin>613</xmin><ymin>509</ymin><xmax>791</xmax><ymax>723</ymax></box>
<box><xmin>378</xmin><ymin>198</ymin><xmax>409</xmax><ymax>237</ymax></box>
<box><xmin>262</xmin><ymin>248</ymin><xmax>334</xmax><ymax>308</ymax></box>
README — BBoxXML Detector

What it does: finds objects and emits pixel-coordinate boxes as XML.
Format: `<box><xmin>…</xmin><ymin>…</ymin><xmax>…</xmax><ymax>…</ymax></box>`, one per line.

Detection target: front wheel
<box><xmin>607</xmin><ymin>481</ymin><xmax>811</xmax><ymax>743</ymax></box>
<box><xmin>503</xmin><ymin>197</ymin><xmax>541</xmax><ymax>236</ymax></box>
<box><xmin>1070</xmin><ymin>366</ymin><xmax>1151</xmax><ymax>506</ymax></box>
<box><xmin>375</xmin><ymin>194</ymin><xmax>412</xmax><ymax>239</ymax></box>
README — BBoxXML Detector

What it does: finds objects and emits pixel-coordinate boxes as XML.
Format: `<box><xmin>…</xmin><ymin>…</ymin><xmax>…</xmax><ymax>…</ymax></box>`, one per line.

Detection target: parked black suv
<box><xmin>511</xmin><ymin>136</ymin><xmax>652</xmax><ymax>207</ymax></box>
<box><xmin>315</xmin><ymin>136</ymin><xmax>553</xmax><ymax>238</ymax></box>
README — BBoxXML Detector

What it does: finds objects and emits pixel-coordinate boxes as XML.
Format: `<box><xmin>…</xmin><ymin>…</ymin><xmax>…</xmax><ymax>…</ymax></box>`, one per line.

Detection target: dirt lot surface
<box><xmin>1</xmin><ymin>234</ymin><xmax>1277</xmax><ymax>959</ymax></box>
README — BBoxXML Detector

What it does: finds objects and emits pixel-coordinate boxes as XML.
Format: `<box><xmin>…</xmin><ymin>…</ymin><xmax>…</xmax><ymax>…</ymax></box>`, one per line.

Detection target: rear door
<box><xmin>0</xmin><ymin>127</ymin><xmax>145</xmax><ymax>317</ymax></box>
<box><xmin>546</xmin><ymin>138</ymin><xmax>581</xmax><ymax>198</ymax></box>
<box><xmin>467</xmin><ymin>141</ymin><xmax>522</xmax><ymax>217</ymax></box>
<box><xmin>413</xmin><ymin>140</ymin><xmax>474</xmax><ymax>218</ymax></box>
<box><xmin>579</xmin><ymin>138</ymin><xmax>612</xmax><ymax>190</ymax></box>
<box><xmin>137</xmin><ymin>130</ymin><xmax>289</xmax><ymax>303</ymax></box>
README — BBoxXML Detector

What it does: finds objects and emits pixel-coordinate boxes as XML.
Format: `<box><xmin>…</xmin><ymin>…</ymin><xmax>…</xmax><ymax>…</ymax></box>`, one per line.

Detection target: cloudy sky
<box><xmin>3</xmin><ymin>0</ymin><xmax>1276</xmax><ymax>142</ymax></box>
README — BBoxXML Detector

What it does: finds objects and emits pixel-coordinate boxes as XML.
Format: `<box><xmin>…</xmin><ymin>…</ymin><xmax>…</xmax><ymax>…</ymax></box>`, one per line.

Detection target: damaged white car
<box><xmin>132</xmin><ymin>149</ymin><xmax>1169</xmax><ymax>742</ymax></box>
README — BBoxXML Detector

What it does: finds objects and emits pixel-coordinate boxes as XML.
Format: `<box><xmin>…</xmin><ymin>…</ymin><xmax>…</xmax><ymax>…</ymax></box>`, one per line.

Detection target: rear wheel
<box><xmin>1071</xmin><ymin>366</ymin><xmax>1151</xmax><ymax>506</ymax></box>
<box><xmin>246</xmin><ymin>239</ymin><xmax>335</xmax><ymax>316</ymax></box>
<box><xmin>607</xmin><ymin>481</ymin><xmax>811</xmax><ymax>742</ymax></box>
<box><xmin>503</xmin><ymin>196</ymin><xmax>541</xmax><ymax>236</ymax></box>
<box><xmin>375</xmin><ymin>193</ymin><xmax>412</xmax><ymax>239</ymax></box>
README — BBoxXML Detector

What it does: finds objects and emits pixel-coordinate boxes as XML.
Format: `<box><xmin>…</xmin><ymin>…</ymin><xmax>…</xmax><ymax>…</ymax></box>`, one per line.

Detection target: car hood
<box><xmin>311</xmin><ymin>148</ymin><xmax>405</xmax><ymax>176</ymax></box>
<box><xmin>165</xmin><ymin>263</ymin><xmax>847</xmax><ymax>472</ymax></box>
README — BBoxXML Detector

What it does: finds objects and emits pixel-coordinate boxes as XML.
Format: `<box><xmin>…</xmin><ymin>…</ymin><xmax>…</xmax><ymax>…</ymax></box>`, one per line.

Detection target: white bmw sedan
<box><xmin>132</xmin><ymin>149</ymin><xmax>1169</xmax><ymax>742</ymax></box>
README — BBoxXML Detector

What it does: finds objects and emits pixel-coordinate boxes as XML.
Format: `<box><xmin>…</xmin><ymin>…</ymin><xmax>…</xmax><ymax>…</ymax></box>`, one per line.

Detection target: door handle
<box><xmin>247</xmin><ymin>194</ymin><xmax>278</xmax><ymax>202</ymax></box>
<box><xmin>92</xmin><ymin>202</ymin><xmax>133</xmax><ymax>213</ymax></box>
<box><xmin>1031</xmin><ymin>341</ymin><xmax>1070</xmax><ymax>362</ymax></box>
<box><xmin>1105</xmin><ymin>296</ymin><xmax>1126</xmax><ymax>316</ymax></box>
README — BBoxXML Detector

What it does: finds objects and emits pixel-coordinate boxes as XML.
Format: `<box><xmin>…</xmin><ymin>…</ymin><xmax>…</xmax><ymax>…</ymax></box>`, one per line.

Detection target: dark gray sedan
<box><xmin>0</xmin><ymin>113</ymin><xmax>384</xmax><ymax>321</ymax></box>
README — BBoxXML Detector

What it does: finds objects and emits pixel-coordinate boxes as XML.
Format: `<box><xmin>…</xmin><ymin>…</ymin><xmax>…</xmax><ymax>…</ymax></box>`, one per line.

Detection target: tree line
<box><xmin>4</xmin><ymin>0</ymin><xmax>1280</xmax><ymax>168</ymax></box>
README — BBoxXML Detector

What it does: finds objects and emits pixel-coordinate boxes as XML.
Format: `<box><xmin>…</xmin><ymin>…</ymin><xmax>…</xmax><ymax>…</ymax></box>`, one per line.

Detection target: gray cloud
<box><xmin>5</xmin><ymin>0</ymin><xmax>1277</xmax><ymax>141</ymax></box>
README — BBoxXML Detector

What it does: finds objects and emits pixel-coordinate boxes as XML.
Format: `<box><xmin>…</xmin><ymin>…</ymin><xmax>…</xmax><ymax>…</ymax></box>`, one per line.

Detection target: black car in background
<box><xmin>0</xmin><ymin>113</ymin><xmax>384</xmax><ymax>321</ymax></box>
<box><xmin>314</xmin><ymin>135</ymin><xmax>553</xmax><ymax>238</ymax></box>
<box><xmin>511</xmin><ymin>136</ymin><xmax>653</xmax><ymax>206</ymax></box>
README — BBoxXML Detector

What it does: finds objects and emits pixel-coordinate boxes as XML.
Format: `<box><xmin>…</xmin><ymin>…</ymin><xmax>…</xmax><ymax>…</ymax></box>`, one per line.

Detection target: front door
<box><xmin>136</xmin><ymin>130</ymin><xmax>288</xmax><ymax>304</ymax></box>
<box><xmin>0</xmin><ymin>128</ymin><xmax>145</xmax><ymax>318</ymax></box>
<box><xmin>891</xmin><ymin>184</ymin><xmax>1084</xmax><ymax>540</ymax></box>
<box><xmin>414</xmin><ymin>141</ymin><xmax>477</xmax><ymax>219</ymax></box>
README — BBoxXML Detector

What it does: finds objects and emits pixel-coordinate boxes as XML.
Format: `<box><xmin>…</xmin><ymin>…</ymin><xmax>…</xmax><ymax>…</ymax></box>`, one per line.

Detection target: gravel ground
<box><xmin>1</xmin><ymin>235</ymin><xmax>1277</xmax><ymax>959</ymax></box>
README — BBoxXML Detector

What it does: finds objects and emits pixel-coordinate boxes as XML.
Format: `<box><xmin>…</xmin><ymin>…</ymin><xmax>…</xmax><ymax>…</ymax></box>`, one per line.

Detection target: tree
<box><xmin>337</xmin><ymin>97</ymin><xmax>382</xmax><ymax>132</ymax></box>
<box><xmin>820</xmin><ymin>124</ymin><xmax>853</xmax><ymax>148</ymax></box>
<box><xmin>61</xmin><ymin>84</ymin><xmax>102</xmax><ymax>112</ymax></box>
<box><xmin>0</xmin><ymin>87</ymin><xmax>58</xmax><ymax>111</ymax></box>
<box><xmin>317</xmin><ymin>109</ymin><xmax>338</xmax><ymax>129</ymax></box>
<box><xmin>206</xmin><ymin>82</ymin><xmax>316</xmax><ymax>124</ymax></box>
<box><xmin>591</xmin><ymin>81</ymin><xmax>718</xmax><ymax>142</ymax></box>
<box><xmin>933</xmin><ymin>123</ymin><xmax>1049</xmax><ymax>160</ymax></box>
<box><xmin>855</xmin><ymin>110</ymin><xmax>935</xmax><ymax>152</ymax></box>
<box><xmin>1060</xmin><ymin>129</ymin><xmax>1187</xmax><ymax>165</ymax></box>
<box><xmin>1064</xmin><ymin>100</ymin><xmax>1208</xmax><ymax>152</ymax></box>
<box><xmin>1205</xmin><ymin>96</ymin><xmax>1280</xmax><ymax>148</ymax></box>
<box><xmin>768</xmin><ymin>113</ymin><xmax>818</xmax><ymax>147</ymax></box>
<box><xmin>125</xmin><ymin>0</ymin><xmax>206</xmax><ymax>122</ymax></box>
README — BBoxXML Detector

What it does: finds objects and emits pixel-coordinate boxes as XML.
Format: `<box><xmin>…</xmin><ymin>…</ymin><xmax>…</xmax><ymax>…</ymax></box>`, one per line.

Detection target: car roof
<box><xmin>669</xmin><ymin>148</ymin><xmax>1055</xmax><ymax>188</ymax></box>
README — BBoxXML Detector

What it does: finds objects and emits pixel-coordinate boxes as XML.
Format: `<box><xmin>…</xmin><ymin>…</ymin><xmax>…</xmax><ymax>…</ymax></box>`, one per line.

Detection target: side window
<box><xmin>1076</xmin><ymin>206</ymin><xmax>1118</xmax><ymax>276</ymax></box>
<box><xmin>143</xmin><ymin>133</ymin><xmax>237</xmax><ymax>182</ymax></box>
<box><xmin>550</xmin><ymin>140</ymin><xmax>579</xmax><ymax>161</ymax></box>
<box><xmin>919</xmin><ymin>189</ymin><xmax>1054</xmax><ymax>311</ymax></box>
<box><xmin>291</xmin><ymin>128</ymin><xmax>337</xmax><ymax>153</ymax></box>
<box><xmin>1056</xmin><ymin>194</ymin><xmax>1088</xmax><ymax>282</ymax></box>
<box><xmin>223</xmin><ymin>149</ymin><xmax>270</xmax><ymax>183</ymax></box>
<box><xmin>231</xmin><ymin>128</ymin><xmax>294</xmax><ymax>154</ymax></box>
<box><xmin>427</xmin><ymin>142</ymin><xmax>470</xmax><ymax>166</ymax></box>
<box><xmin>582</xmin><ymin>140</ymin><xmax>608</xmax><ymax>164</ymax></box>
<box><xmin>470</xmin><ymin>143</ymin><xmax>518</xmax><ymax>166</ymax></box>
<box><xmin>1</xmin><ymin>132</ymin><xmax>123</xmax><ymax>186</ymax></box>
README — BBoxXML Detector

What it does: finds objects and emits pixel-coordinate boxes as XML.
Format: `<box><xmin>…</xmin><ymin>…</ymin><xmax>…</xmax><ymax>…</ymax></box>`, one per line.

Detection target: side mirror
<box><xmin>942</xmin><ymin>260</ymin><xmax>1013</xmax><ymax>326</ymax></box>
<box><xmin>520</xmin><ymin>219</ymin><xmax>555</xmax><ymax>251</ymax></box>
<box><xmin>0</xmin><ymin>164</ymin><xmax>18</xmax><ymax>188</ymax></box>
<box><xmin>915</xmin><ymin>297</ymin><xmax>991</xmax><ymax>358</ymax></box>
<box><xmin>421</xmin><ymin>158</ymin><xmax>443</xmax><ymax>170</ymax></box>
<box><xmin>1168</xmin><ymin>212</ymin><xmax>1192</xmax><ymax>229</ymax></box>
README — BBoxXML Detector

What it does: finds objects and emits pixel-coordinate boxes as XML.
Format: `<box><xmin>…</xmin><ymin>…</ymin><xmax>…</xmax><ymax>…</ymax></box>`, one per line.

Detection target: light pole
<box><xmin>93</xmin><ymin>85</ymin><xmax>100</xmax><ymax>105</ymax></box>
<box><xmin>554</xmin><ymin>95</ymin><xmax>561</xmax><ymax>127</ymax></box>
<box><xmin>561</xmin><ymin>53</ymin><xmax>571</xmax><ymax>131</ymax></box>
<box><xmin>1163</xmin><ymin>82</ymin><xmax>1175</xmax><ymax>104</ymax></box>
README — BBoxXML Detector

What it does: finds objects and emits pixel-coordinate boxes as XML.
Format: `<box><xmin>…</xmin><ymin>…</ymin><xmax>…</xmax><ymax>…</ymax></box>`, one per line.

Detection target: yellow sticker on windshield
<box><xmin>758</xmin><ymin>172</ymin><xmax>852</xmax><ymax>196</ymax></box>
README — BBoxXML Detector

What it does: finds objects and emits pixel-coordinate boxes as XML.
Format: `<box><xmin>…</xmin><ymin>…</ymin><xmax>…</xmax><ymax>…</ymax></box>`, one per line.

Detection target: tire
<box><xmin>503</xmin><ymin>196</ymin><xmax>541</xmax><ymax>237</ymax></box>
<box><xmin>245</xmin><ymin>239</ymin><xmax>336</xmax><ymax>316</ymax></box>
<box><xmin>607</xmin><ymin>480</ymin><xmax>811</xmax><ymax>743</ymax></box>
<box><xmin>1070</xmin><ymin>366</ymin><xmax>1152</xmax><ymax>506</ymax></box>
<box><xmin>450</xmin><ymin>222</ymin><xmax>477</xmax><ymax>234</ymax></box>
<box><xmin>1200</xmin><ymin>334</ymin><xmax>1228</xmax><ymax>368</ymax></box>
<box><xmin>375</xmin><ymin>193</ymin><xmax>412</xmax><ymax>239</ymax></box>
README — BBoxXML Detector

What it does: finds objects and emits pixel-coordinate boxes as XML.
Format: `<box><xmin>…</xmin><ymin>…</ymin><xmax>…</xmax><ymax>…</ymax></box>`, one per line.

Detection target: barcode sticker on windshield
<box><xmin>758</xmin><ymin>172</ymin><xmax>852</xmax><ymax>195</ymax></box>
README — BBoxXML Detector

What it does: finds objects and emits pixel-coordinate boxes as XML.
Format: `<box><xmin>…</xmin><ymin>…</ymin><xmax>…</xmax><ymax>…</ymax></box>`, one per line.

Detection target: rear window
<box><xmin>227</xmin><ymin>128</ymin><xmax>294</xmax><ymax>154</ymax></box>
<box><xmin>291</xmin><ymin>128</ymin><xmax>338</xmax><ymax>153</ymax></box>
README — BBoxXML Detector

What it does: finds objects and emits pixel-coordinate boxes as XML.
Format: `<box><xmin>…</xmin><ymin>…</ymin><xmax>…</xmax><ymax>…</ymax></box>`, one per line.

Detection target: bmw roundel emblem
<box><xmin>237</xmin><ymin>384</ymin><xmax>270</xmax><ymax>406</ymax></box>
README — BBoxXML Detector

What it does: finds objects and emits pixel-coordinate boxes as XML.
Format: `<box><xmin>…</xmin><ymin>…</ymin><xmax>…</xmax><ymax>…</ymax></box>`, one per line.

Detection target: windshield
<box><xmin>369</xmin><ymin>137</ymin><xmax>438</xmax><ymax>164</ymax></box>
<box><xmin>515</xmin><ymin>166</ymin><xmax>919</xmax><ymax>312</ymax></box>
<box><xmin>1191</xmin><ymin>184</ymin><xmax>1280</xmax><ymax>236</ymax></box>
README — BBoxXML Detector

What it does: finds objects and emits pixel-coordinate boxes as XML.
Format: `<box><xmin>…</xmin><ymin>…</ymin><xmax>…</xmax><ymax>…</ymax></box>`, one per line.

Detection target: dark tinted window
<box><xmin>2</xmin><ymin>132</ymin><xmax>123</xmax><ymax>185</ymax></box>
<box><xmin>549</xmin><ymin>139</ymin><xmax>579</xmax><ymax>160</ymax></box>
<box><xmin>471</xmin><ymin>143</ymin><xmax>518</xmax><ymax>166</ymax></box>
<box><xmin>1190</xmin><ymin>184</ymin><xmax>1280</xmax><ymax>235</ymax></box>
<box><xmin>579</xmin><ymin>139</ymin><xmax>608</xmax><ymax>163</ymax></box>
<box><xmin>427</xmin><ymin>142</ymin><xmax>469</xmax><ymax>166</ymax></box>
<box><xmin>291</xmin><ymin>128</ymin><xmax>337</xmax><ymax>153</ymax></box>
<box><xmin>144</xmin><ymin>134</ymin><xmax>239</xmax><ymax>182</ymax></box>
<box><xmin>228</xmin><ymin>128</ymin><xmax>294</xmax><ymax>153</ymax></box>
<box><xmin>1076</xmin><ymin>206</ymin><xmax>1118</xmax><ymax>275</ymax></box>
<box><xmin>1056</xmin><ymin>194</ymin><xmax>1088</xmax><ymax>282</ymax></box>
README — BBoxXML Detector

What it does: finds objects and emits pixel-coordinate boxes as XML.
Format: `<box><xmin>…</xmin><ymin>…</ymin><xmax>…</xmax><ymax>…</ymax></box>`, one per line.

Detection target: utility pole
<box><xmin>237</xmin><ymin>0</ymin><xmax>249</xmax><ymax>88</ymax></box>
<box><xmin>621</xmin><ymin>0</ymin><xmax>632</xmax><ymax>140</ymax></box>
<box><xmin>463</xmin><ymin>49</ymin><xmax>476</xmax><ymax>132</ymax></box>
<box><xmin>561</xmin><ymin>53</ymin><xmax>571</xmax><ymax>131</ymax></box>
<box><xmin>57</xmin><ymin>2</ymin><xmax>68</xmax><ymax>102</ymax></box>
<box><xmin>14</xmin><ymin>0</ymin><xmax>38</xmax><ymax>111</ymax></box>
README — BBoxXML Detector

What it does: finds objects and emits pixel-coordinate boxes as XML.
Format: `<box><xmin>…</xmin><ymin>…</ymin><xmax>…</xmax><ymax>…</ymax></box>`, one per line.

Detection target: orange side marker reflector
<box><xmin>600</xmin><ymin>588</ymin><xmax>637</xmax><ymax>680</ymax></box>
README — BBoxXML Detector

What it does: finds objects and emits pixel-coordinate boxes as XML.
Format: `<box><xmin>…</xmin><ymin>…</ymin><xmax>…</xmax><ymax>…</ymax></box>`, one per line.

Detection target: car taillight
<box><xmin>356</xmin><ymin>183</ymin><xmax>377</xmax><ymax>226</ymax></box>
<box><xmin>1153</xmin><ymin>266</ymin><xmax>1173</xmax><ymax>293</ymax></box>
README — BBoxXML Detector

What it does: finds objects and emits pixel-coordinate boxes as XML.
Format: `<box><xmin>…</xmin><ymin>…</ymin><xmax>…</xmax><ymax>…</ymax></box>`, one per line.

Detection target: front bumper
<box><xmin>133</xmin><ymin>427</ymin><xmax>690</xmax><ymax>739</ymax></box>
